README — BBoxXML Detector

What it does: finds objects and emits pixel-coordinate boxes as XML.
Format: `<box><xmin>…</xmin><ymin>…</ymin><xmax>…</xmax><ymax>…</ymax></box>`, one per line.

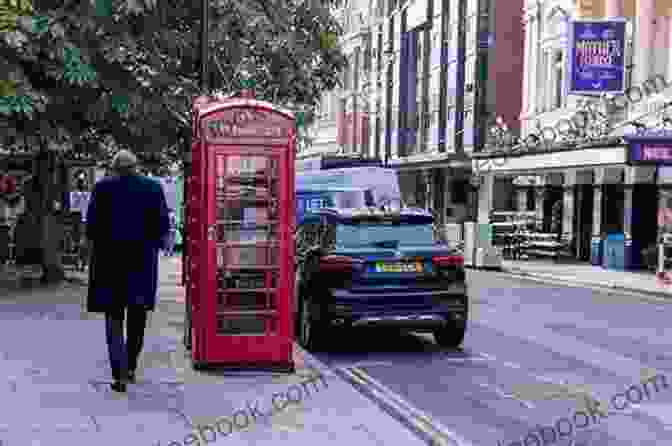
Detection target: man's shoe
<box><xmin>110</xmin><ymin>381</ymin><xmax>127</xmax><ymax>393</ymax></box>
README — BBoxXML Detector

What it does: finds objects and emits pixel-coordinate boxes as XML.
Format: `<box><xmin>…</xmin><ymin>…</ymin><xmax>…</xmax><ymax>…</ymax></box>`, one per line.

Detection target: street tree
<box><xmin>0</xmin><ymin>0</ymin><xmax>347</xmax><ymax>281</ymax></box>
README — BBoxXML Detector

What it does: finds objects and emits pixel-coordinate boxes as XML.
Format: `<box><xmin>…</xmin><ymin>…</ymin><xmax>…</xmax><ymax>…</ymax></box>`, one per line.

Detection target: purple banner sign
<box><xmin>568</xmin><ymin>20</ymin><xmax>626</xmax><ymax>94</ymax></box>
<box><xmin>628</xmin><ymin>137</ymin><xmax>672</xmax><ymax>165</ymax></box>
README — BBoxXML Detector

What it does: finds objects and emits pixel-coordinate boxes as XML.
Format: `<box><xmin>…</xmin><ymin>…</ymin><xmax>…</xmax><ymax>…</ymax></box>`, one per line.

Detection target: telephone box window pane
<box><xmin>226</xmin><ymin>156</ymin><xmax>270</xmax><ymax>176</ymax></box>
<box><xmin>219</xmin><ymin>184</ymin><xmax>272</xmax><ymax>200</ymax></box>
<box><xmin>218</xmin><ymin>271</ymin><xmax>267</xmax><ymax>289</ymax></box>
<box><xmin>217</xmin><ymin>245</ymin><xmax>279</xmax><ymax>267</ymax></box>
<box><xmin>219</xmin><ymin>205</ymin><xmax>271</xmax><ymax>222</ymax></box>
<box><xmin>217</xmin><ymin>316</ymin><xmax>266</xmax><ymax>335</ymax></box>
<box><xmin>268</xmin><ymin>272</ymin><xmax>278</xmax><ymax>289</ymax></box>
<box><xmin>218</xmin><ymin>199</ymin><xmax>279</xmax><ymax>220</ymax></box>
<box><xmin>218</xmin><ymin>225</ymin><xmax>278</xmax><ymax>243</ymax></box>
<box><xmin>267</xmin><ymin>292</ymin><xmax>277</xmax><ymax>309</ymax></box>
<box><xmin>217</xmin><ymin>292</ymin><xmax>268</xmax><ymax>310</ymax></box>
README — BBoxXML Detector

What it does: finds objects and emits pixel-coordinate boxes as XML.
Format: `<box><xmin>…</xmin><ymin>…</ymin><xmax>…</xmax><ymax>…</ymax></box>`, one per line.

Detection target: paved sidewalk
<box><xmin>500</xmin><ymin>259</ymin><xmax>672</xmax><ymax>298</ymax></box>
<box><xmin>0</xmin><ymin>257</ymin><xmax>427</xmax><ymax>446</ymax></box>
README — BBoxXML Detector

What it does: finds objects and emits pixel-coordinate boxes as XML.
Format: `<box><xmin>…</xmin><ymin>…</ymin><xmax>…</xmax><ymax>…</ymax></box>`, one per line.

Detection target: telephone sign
<box><xmin>205</xmin><ymin>106</ymin><xmax>289</xmax><ymax>141</ymax></box>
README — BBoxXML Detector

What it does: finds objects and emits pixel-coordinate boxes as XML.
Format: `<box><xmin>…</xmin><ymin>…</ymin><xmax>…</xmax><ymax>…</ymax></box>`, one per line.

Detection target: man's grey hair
<box><xmin>110</xmin><ymin>150</ymin><xmax>138</xmax><ymax>174</ymax></box>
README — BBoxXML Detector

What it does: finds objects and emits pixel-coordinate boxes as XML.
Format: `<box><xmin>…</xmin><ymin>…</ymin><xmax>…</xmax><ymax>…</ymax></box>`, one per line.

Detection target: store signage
<box><xmin>568</xmin><ymin>19</ymin><xmax>626</xmax><ymax>94</ymax></box>
<box><xmin>627</xmin><ymin>137</ymin><xmax>672</xmax><ymax>165</ymax></box>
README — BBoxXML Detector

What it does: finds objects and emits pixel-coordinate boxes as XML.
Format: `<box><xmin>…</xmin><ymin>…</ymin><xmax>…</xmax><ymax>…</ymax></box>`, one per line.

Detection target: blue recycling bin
<box><xmin>590</xmin><ymin>237</ymin><xmax>603</xmax><ymax>265</ymax></box>
<box><xmin>602</xmin><ymin>233</ymin><xmax>625</xmax><ymax>270</ymax></box>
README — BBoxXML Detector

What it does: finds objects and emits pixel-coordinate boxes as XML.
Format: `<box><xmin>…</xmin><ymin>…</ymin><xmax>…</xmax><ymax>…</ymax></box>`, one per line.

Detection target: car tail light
<box><xmin>319</xmin><ymin>255</ymin><xmax>363</xmax><ymax>272</ymax></box>
<box><xmin>432</xmin><ymin>255</ymin><xmax>464</xmax><ymax>267</ymax></box>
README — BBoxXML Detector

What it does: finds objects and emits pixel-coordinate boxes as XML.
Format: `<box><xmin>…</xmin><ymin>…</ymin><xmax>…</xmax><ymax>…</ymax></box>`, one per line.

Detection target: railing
<box><xmin>499</xmin><ymin>231</ymin><xmax>573</xmax><ymax>261</ymax></box>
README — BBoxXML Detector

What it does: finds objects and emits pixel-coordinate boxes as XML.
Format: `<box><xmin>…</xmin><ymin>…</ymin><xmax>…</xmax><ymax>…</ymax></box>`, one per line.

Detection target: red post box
<box><xmin>186</xmin><ymin>94</ymin><xmax>296</xmax><ymax>372</ymax></box>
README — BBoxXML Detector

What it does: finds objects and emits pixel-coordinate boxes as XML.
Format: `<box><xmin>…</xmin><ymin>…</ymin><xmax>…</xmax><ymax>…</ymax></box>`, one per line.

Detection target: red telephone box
<box><xmin>186</xmin><ymin>93</ymin><xmax>296</xmax><ymax>371</ymax></box>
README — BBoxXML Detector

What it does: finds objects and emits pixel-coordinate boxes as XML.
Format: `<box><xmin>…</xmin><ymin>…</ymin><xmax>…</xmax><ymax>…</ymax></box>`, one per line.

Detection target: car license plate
<box><xmin>375</xmin><ymin>262</ymin><xmax>422</xmax><ymax>273</ymax></box>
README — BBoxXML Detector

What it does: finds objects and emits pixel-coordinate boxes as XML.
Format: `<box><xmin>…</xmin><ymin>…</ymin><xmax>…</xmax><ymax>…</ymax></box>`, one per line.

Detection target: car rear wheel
<box><xmin>298</xmin><ymin>298</ymin><xmax>326</xmax><ymax>351</ymax></box>
<box><xmin>434</xmin><ymin>322</ymin><xmax>466</xmax><ymax>348</ymax></box>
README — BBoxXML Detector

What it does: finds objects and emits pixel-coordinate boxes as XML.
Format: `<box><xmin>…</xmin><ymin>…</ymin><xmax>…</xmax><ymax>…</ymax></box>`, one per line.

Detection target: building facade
<box><xmin>473</xmin><ymin>0</ymin><xmax>672</xmax><ymax>268</ymax></box>
<box><xmin>297</xmin><ymin>0</ymin><xmax>374</xmax><ymax>159</ymax></box>
<box><xmin>306</xmin><ymin>0</ymin><xmax>525</xmax><ymax>224</ymax></box>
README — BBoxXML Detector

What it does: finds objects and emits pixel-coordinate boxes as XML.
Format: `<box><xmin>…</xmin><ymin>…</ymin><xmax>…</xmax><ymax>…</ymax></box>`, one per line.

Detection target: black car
<box><xmin>294</xmin><ymin>207</ymin><xmax>468</xmax><ymax>351</ymax></box>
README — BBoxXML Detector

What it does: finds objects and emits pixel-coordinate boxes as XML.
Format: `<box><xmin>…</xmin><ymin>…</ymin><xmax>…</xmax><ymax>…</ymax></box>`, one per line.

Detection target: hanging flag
<box><xmin>567</xmin><ymin>19</ymin><xmax>626</xmax><ymax>94</ymax></box>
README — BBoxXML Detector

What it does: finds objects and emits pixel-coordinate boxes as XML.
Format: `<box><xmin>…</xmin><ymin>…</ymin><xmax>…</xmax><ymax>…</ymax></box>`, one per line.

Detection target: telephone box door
<box><xmin>203</xmin><ymin>148</ymin><xmax>293</xmax><ymax>367</ymax></box>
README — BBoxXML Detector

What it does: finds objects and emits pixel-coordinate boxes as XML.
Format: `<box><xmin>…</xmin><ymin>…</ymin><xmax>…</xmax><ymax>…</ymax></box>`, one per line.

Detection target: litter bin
<box><xmin>590</xmin><ymin>237</ymin><xmax>602</xmax><ymax>265</ymax></box>
<box><xmin>603</xmin><ymin>233</ymin><xmax>625</xmax><ymax>270</ymax></box>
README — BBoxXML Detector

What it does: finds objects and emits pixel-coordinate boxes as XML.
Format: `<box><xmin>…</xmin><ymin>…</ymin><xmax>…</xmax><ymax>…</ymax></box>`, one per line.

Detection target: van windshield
<box><xmin>334</xmin><ymin>191</ymin><xmax>367</xmax><ymax>209</ymax></box>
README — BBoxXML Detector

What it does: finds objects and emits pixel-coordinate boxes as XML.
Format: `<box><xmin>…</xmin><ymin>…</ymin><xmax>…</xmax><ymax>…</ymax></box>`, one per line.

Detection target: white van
<box><xmin>296</xmin><ymin>166</ymin><xmax>402</xmax><ymax>209</ymax></box>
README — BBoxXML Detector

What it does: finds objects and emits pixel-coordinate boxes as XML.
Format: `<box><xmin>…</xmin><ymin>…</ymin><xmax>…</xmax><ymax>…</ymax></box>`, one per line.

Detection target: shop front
<box><xmin>626</xmin><ymin>136</ymin><xmax>672</xmax><ymax>274</ymax></box>
<box><xmin>473</xmin><ymin>143</ymin><xmax>660</xmax><ymax>270</ymax></box>
<box><xmin>391</xmin><ymin>154</ymin><xmax>472</xmax><ymax>225</ymax></box>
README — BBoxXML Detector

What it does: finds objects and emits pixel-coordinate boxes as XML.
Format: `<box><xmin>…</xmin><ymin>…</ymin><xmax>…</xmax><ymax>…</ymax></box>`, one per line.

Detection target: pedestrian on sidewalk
<box><xmin>163</xmin><ymin>210</ymin><xmax>177</xmax><ymax>257</ymax></box>
<box><xmin>86</xmin><ymin>150</ymin><xmax>170</xmax><ymax>393</ymax></box>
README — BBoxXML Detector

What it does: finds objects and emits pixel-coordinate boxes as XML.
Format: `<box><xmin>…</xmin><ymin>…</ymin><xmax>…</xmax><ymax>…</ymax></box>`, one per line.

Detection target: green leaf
<box><xmin>111</xmin><ymin>95</ymin><xmax>130</xmax><ymax>114</ymax></box>
<box><xmin>0</xmin><ymin>8</ymin><xmax>19</xmax><ymax>32</ymax></box>
<box><xmin>0</xmin><ymin>98</ymin><xmax>12</xmax><ymax>115</ymax></box>
<box><xmin>240</xmin><ymin>78</ymin><xmax>256</xmax><ymax>88</ymax></box>
<box><xmin>19</xmin><ymin>97</ymin><xmax>33</xmax><ymax>115</ymax></box>
<box><xmin>32</xmin><ymin>15</ymin><xmax>49</xmax><ymax>33</ymax></box>
<box><xmin>0</xmin><ymin>80</ymin><xmax>18</xmax><ymax>96</ymax></box>
<box><xmin>96</xmin><ymin>0</ymin><xmax>112</xmax><ymax>16</ymax></box>
<box><xmin>319</xmin><ymin>31</ymin><xmax>337</xmax><ymax>50</ymax></box>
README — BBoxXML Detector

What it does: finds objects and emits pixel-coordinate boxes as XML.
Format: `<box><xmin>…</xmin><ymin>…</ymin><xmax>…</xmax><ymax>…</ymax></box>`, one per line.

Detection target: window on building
<box><xmin>363</xmin><ymin>34</ymin><xmax>372</xmax><ymax>74</ymax></box>
<box><xmin>377</xmin><ymin>26</ymin><xmax>383</xmax><ymax>71</ymax></box>
<box><xmin>538</xmin><ymin>51</ymin><xmax>548</xmax><ymax>113</ymax></box>
<box><xmin>452</xmin><ymin>180</ymin><xmax>468</xmax><ymax>204</ymax></box>
<box><xmin>465</xmin><ymin>57</ymin><xmax>474</xmax><ymax>88</ymax></box>
<box><xmin>415</xmin><ymin>30</ymin><xmax>423</xmax><ymax>153</ymax></box>
<box><xmin>344</xmin><ymin>55</ymin><xmax>354</xmax><ymax>90</ymax></box>
<box><xmin>553</xmin><ymin>51</ymin><xmax>563</xmax><ymax>109</ymax></box>
<box><xmin>526</xmin><ymin>188</ymin><xmax>535</xmax><ymax>211</ymax></box>
<box><xmin>524</xmin><ymin>20</ymin><xmax>532</xmax><ymax>112</ymax></box>
<box><xmin>376</xmin><ymin>0</ymin><xmax>384</xmax><ymax>17</ymax></box>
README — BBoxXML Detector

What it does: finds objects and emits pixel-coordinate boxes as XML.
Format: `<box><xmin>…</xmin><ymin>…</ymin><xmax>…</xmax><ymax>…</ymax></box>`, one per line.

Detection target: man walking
<box><xmin>86</xmin><ymin>150</ymin><xmax>170</xmax><ymax>393</ymax></box>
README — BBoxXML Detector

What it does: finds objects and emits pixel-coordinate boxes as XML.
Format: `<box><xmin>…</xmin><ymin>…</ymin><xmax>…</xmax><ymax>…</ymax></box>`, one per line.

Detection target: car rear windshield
<box><xmin>336</xmin><ymin>223</ymin><xmax>434</xmax><ymax>247</ymax></box>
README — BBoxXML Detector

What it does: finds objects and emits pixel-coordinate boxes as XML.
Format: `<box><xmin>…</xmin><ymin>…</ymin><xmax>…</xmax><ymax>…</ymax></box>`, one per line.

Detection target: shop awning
<box><xmin>473</xmin><ymin>146</ymin><xmax>627</xmax><ymax>174</ymax></box>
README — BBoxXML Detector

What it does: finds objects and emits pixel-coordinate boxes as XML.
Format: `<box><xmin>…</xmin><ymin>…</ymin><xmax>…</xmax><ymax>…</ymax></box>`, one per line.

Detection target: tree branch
<box><xmin>163</xmin><ymin>101</ymin><xmax>190</xmax><ymax>128</ymax></box>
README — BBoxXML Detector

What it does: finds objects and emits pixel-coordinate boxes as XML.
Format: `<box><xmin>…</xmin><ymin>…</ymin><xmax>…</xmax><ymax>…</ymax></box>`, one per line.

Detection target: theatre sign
<box><xmin>627</xmin><ymin>136</ymin><xmax>672</xmax><ymax>165</ymax></box>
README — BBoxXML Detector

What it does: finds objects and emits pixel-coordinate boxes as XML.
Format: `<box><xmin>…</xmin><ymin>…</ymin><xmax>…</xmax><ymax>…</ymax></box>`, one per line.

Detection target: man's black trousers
<box><xmin>105</xmin><ymin>305</ymin><xmax>149</xmax><ymax>382</ymax></box>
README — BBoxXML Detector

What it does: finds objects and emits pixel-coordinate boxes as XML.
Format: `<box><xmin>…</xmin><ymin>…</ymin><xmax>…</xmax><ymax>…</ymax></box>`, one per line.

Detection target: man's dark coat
<box><xmin>86</xmin><ymin>174</ymin><xmax>170</xmax><ymax>313</ymax></box>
